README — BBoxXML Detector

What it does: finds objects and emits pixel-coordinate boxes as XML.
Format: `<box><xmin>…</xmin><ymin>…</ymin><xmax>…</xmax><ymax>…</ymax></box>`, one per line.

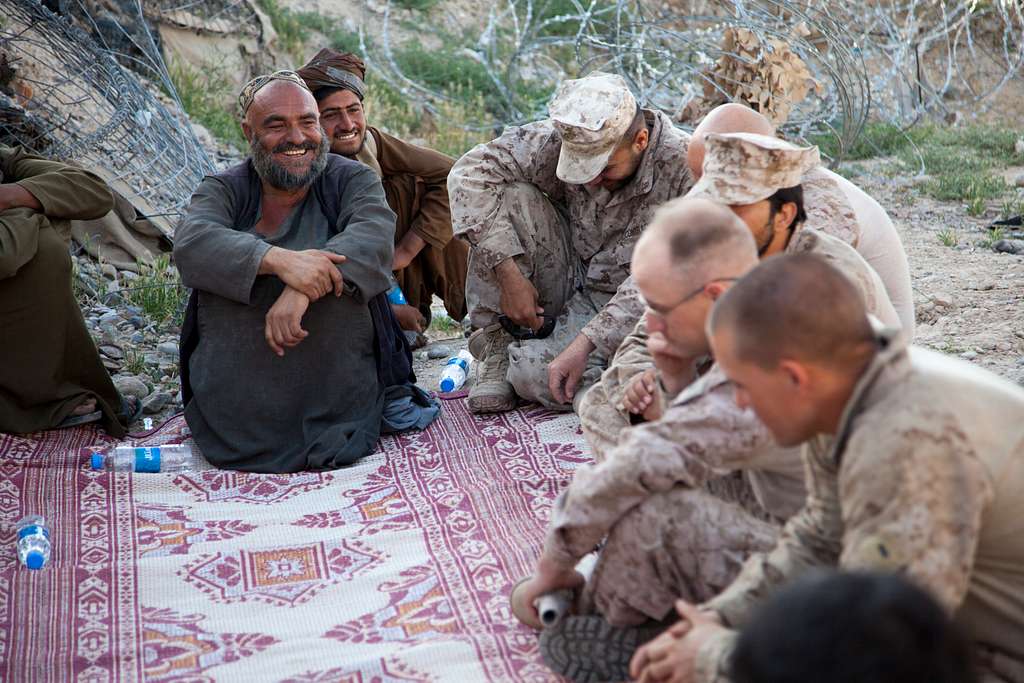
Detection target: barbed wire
<box><xmin>0</xmin><ymin>0</ymin><xmax>214</xmax><ymax>227</ymax></box>
<box><xmin>362</xmin><ymin>0</ymin><xmax>1022</xmax><ymax>162</ymax></box>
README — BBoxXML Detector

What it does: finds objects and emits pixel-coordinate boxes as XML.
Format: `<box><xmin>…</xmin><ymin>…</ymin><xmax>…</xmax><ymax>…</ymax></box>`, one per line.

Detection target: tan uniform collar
<box><xmin>829</xmin><ymin>323</ymin><xmax>911</xmax><ymax>462</ymax></box>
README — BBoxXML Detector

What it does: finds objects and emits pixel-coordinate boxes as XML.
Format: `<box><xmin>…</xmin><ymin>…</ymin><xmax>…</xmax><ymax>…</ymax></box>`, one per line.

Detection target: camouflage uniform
<box><xmin>578</xmin><ymin>225</ymin><xmax>900</xmax><ymax>462</ymax></box>
<box><xmin>449</xmin><ymin>96</ymin><xmax>692</xmax><ymax>409</ymax></box>
<box><xmin>692</xmin><ymin>332</ymin><xmax>1024</xmax><ymax>683</ymax></box>
<box><xmin>578</xmin><ymin>131</ymin><xmax>909</xmax><ymax>455</ymax></box>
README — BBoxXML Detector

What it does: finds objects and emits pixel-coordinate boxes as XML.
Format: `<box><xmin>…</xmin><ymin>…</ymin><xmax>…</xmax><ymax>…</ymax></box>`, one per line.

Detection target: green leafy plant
<box><xmin>122</xmin><ymin>255</ymin><xmax>187</xmax><ymax>326</ymax></box>
<box><xmin>167</xmin><ymin>59</ymin><xmax>246</xmax><ymax>151</ymax></box>
<box><xmin>937</xmin><ymin>228</ymin><xmax>959</xmax><ymax>247</ymax></box>
<box><xmin>123</xmin><ymin>346</ymin><xmax>147</xmax><ymax>376</ymax></box>
<box><xmin>966</xmin><ymin>197</ymin><xmax>987</xmax><ymax>217</ymax></box>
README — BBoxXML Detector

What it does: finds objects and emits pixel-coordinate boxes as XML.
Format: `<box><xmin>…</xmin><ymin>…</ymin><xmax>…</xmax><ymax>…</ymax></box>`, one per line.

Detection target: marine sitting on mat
<box><xmin>626</xmin><ymin>253</ymin><xmax>1024</xmax><ymax>683</ymax></box>
<box><xmin>578</xmin><ymin>104</ymin><xmax>915</xmax><ymax>463</ymax></box>
<box><xmin>0</xmin><ymin>144</ymin><xmax>140</xmax><ymax>436</ymax></box>
<box><xmin>297</xmin><ymin>48</ymin><xmax>468</xmax><ymax>341</ymax></box>
<box><xmin>508</xmin><ymin>147</ymin><xmax>899</xmax><ymax>681</ymax></box>
<box><xmin>448</xmin><ymin>72</ymin><xmax>692</xmax><ymax>414</ymax></box>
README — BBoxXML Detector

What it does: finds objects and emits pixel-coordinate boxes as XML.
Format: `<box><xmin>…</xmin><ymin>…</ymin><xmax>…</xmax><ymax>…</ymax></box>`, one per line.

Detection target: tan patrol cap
<box><xmin>548</xmin><ymin>72</ymin><xmax>637</xmax><ymax>184</ymax></box>
<box><xmin>686</xmin><ymin>132</ymin><xmax>820</xmax><ymax>205</ymax></box>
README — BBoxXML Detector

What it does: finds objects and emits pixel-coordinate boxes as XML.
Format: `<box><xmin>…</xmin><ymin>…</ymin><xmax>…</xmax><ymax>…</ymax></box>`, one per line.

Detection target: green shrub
<box><xmin>167</xmin><ymin>59</ymin><xmax>246</xmax><ymax>151</ymax></box>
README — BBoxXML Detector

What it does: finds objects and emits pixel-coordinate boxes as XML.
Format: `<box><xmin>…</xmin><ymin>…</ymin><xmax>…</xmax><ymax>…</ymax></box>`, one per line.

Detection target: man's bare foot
<box><xmin>71</xmin><ymin>397</ymin><xmax>97</xmax><ymax>416</ymax></box>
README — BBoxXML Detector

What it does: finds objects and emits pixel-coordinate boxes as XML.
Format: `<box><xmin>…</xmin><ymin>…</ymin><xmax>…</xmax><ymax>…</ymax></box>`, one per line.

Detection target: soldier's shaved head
<box><xmin>709</xmin><ymin>253</ymin><xmax>875</xmax><ymax>371</ymax></box>
<box><xmin>636</xmin><ymin>197</ymin><xmax>758</xmax><ymax>287</ymax></box>
<box><xmin>688</xmin><ymin>104</ymin><xmax>776</xmax><ymax>179</ymax></box>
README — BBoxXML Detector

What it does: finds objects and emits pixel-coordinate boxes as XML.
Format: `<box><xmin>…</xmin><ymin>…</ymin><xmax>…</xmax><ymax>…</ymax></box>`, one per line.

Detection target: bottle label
<box><xmin>445</xmin><ymin>357</ymin><xmax>469</xmax><ymax>371</ymax></box>
<box><xmin>17</xmin><ymin>525</ymin><xmax>49</xmax><ymax>540</ymax></box>
<box><xmin>134</xmin><ymin>447</ymin><xmax>162</xmax><ymax>473</ymax></box>
<box><xmin>386</xmin><ymin>285</ymin><xmax>407</xmax><ymax>306</ymax></box>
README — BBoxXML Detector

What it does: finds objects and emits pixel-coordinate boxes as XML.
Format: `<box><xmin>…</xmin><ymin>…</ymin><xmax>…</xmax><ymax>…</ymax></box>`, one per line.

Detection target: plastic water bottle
<box><xmin>439</xmin><ymin>350</ymin><xmax>473</xmax><ymax>392</ymax></box>
<box><xmin>386</xmin><ymin>275</ymin><xmax>408</xmax><ymax>306</ymax></box>
<box><xmin>16</xmin><ymin>515</ymin><xmax>51</xmax><ymax>570</ymax></box>
<box><xmin>90</xmin><ymin>444</ymin><xmax>195</xmax><ymax>473</ymax></box>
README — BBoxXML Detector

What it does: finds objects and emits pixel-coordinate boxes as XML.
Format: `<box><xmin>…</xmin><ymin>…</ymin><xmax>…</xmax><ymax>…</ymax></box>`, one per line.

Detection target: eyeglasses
<box><xmin>640</xmin><ymin>277</ymin><xmax>740</xmax><ymax>318</ymax></box>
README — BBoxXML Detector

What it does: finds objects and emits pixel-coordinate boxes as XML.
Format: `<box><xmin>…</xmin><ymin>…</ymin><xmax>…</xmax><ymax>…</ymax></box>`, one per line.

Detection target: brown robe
<box><xmin>355</xmin><ymin>126</ymin><xmax>467</xmax><ymax>322</ymax></box>
<box><xmin>0</xmin><ymin>145</ymin><xmax>125</xmax><ymax>436</ymax></box>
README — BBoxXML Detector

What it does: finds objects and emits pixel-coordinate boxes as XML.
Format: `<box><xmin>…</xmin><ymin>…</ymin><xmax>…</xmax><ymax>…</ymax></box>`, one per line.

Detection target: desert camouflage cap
<box><xmin>686</xmin><ymin>132</ymin><xmax>820</xmax><ymax>205</ymax></box>
<box><xmin>548</xmin><ymin>72</ymin><xmax>637</xmax><ymax>184</ymax></box>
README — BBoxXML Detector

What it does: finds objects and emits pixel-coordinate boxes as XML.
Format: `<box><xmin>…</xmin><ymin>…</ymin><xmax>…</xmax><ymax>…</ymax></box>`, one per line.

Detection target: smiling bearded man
<box><xmin>173</xmin><ymin>71</ymin><xmax>398</xmax><ymax>472</ymax></box>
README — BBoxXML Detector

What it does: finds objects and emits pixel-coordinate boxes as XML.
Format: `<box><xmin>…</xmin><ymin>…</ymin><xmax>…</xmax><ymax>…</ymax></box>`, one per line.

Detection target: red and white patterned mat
<box><xmin>0</xmin><ymin>398</ymin><xmax>592</xmax><ymax>682</ymax></box>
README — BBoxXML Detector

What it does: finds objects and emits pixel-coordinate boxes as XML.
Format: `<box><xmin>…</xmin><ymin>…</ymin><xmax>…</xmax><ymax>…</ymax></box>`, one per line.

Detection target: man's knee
<box><xmin>0</xmin><ymin>226</ymin><xmax>70</xmax><ymax>282</ymax></box>
<box><xmin>578</xmin><ymin>382</ymin><xmax>629</xmax><ymax>461</ymax></box>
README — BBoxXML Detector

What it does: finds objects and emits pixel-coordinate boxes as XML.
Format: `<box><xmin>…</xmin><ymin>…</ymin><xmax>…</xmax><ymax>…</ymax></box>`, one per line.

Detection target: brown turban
<box><xmin>297</xmin><ymin>49</ymin><xmax>367</xmax><ymax>100</ymax></box>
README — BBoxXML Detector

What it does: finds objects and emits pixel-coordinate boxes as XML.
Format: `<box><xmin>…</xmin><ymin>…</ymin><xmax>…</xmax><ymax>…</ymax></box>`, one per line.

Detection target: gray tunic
<box><xmin>174</xmin><ymin>167</ymin><xmax>395</xmax><ymax>472</ymax></box>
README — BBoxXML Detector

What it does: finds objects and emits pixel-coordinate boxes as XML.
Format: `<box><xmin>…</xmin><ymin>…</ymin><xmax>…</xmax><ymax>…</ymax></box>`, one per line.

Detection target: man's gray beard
<box><xmin>250</xmin><ymin>132</ymin><xmax>330</xmax><ymax>191</ymax></box>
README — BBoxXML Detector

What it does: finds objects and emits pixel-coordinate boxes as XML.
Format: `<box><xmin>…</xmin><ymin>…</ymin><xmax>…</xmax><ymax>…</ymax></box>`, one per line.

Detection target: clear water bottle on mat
<box><xmin>90</xmin><ymin>445</ymin><xmax>195</xmax><ymax>473</ymax></box>
<box><xmin>439</xmin><ymin>350</ymin><xmax>473</xmax><ymax>393</ymax></box>
<box><xmin>16</xmin><ymin>515</ymin><xmax>51</xmax><ymax>570</ymax></box>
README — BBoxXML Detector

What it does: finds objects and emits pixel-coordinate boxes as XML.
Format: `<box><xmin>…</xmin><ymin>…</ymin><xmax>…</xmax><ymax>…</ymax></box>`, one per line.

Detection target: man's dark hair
<box><xmin>767</xmin><ymin>185</ymin><xmax>807</xmax><ymax>231</ymax></box>
<box><xmin>620</xmin><ymin>104</ymin><xmax>647</xmax><ymax>146</ymax></box>
<box><xmin>730</xmin><ymin>571</ymin><xmax>978</xmax><ymax>683</ymax></box>
<box><xmin>311</xmin><ymin>86</ymin><xmax>363</xmax><ymax>104</ymax></box>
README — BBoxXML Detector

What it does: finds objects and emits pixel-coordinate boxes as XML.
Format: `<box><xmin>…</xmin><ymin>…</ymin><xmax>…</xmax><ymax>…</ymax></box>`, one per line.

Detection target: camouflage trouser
<box><xmin>579</xmin><ymin>485</ymin><xmax>780</xmax><ymax>626</ymax></box>
<box><xmin>465</xmin><ymin>182</ymin><xmax>612</xmax><ymax>411</ymax></box>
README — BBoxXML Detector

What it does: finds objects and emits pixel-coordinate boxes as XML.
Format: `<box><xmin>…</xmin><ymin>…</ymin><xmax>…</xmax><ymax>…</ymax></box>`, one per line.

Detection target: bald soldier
<box><xmin>449</xmin><ymin>72</ymin><xmax>692</xmax><ymax>414</ymax></box>
<box><xmin>511</xmin><ymin>199</ymin><xmax>899</xmax><ymax>683</ymax></box>
<box><xmin>580</xmin><ymin>131</ymin><xmax>901</xmax><ymax>462</ymax></box>
<box><xmin>174</xmin><ymin>71</ymin><xmax>396</xmax><ymax>472</ymax></box>
<box><xmin>628</xmin><ymin>254</ymin><xmax>1024</xmax><ymax>683</ymax></box>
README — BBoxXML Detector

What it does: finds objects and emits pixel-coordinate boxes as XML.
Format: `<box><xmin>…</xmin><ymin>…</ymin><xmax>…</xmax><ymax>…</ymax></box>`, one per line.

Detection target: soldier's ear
<box><xmin>778</xmin><ymin>358</ymin><xmax>809</xmax><ymax>392</ymax></box>
<box><xmin>633</xmin><ymin>127</ymin><xmax>650</xmax><ymax>152</ymax></box>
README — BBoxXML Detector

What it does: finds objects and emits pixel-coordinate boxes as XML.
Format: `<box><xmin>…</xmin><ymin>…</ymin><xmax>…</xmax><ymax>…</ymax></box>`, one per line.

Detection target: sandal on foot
<box><xmin>539</xmin><ymin>614</ymin><xmax>668</xmax><ymax>683</ymax></box>
<box><xmin>55</xmin><ymin>410</ymin><xmax>102</xmax><ymax>429</ymax></box>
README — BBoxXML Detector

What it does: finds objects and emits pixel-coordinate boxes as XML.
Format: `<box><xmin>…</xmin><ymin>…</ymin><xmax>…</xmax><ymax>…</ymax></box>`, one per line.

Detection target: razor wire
<box><xmin>362</xmin><ymin>0</ymin><xmax>1023</xmax><ymax>162</ymax></box>
<box><xmin>0</xmin><ymin>0</ymin><xmax>215</xmax><ymax>225</ymax></box>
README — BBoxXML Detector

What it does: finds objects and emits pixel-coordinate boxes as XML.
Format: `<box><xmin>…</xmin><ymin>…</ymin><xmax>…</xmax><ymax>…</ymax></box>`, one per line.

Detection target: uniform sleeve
<box><xmin>580</xmin><ymin>274</ymin><xmax>646</xmax><ymax>358</ymax></box>
<box><xmin>542</xmin><ymin>379</ymin><xmax>782</xmax><ymax>568</ymax></box>
<box><xmin>447</xmin><ymin>121</ymin><xmax>565</xmax><ymax>271</ymax></box>
<box><xmin>376</xmin><ymin>129</ymin><xmax>454</xmax><ymax>251</ymax></box>
<box><xmin>324</xmin><ymin>165</ymin><xmax>396</xmax><ymax>302</ymax></box>
<box><xmin>2</xmin><ymin>145</ymin><xmax>114</xmax><ymax>220</ymax></box>
<box><xmin>837</xmin><ymin>412</ymin><xmax>993</xmax><ymax>613</ymax></box>
<box><xmin>704</xmin><ymin>439</ymin><xmax>844</xmax><ymax>627</ymax></box>
<box><xmin>593</xmin><ymin>317</ymin><xmax>655</xmax><ymax>411</ymax></box>
<box><xmin>172</xmin><ymin>177</ymin><xmax>272</xmax><ymax>304</ymax></box>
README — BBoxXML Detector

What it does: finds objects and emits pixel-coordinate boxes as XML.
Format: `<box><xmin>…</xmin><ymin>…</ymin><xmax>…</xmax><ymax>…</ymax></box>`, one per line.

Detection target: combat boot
<box><xmin>467</xmin><ymin>325</ymin><xmax>516</xmax><ymax>413</ymax></box>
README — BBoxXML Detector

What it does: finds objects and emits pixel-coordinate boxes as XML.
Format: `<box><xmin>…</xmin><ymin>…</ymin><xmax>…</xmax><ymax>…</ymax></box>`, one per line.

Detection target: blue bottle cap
<box><xmin>440</xmin><ymin>378</ymin><xmax>455</xmax><ymax>393</ymax></box>
<box><xmin>25</xmin><ymin>551</ymin><xmax>45</xmax><ymax>570</ymax></box>
<box><xmin>90</xmin><ymin>453</ymin><xmax>104</xmax><ymax>470</ymax></box>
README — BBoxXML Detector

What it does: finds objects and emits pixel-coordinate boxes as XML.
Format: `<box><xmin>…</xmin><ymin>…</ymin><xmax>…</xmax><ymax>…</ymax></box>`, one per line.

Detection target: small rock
<box><xmin>961</xmin><ymin>351</ymin><xmax>978</xmax><ymax>360</ymax></box>
<box><xmin>1015</xmin><ymin>173</ymin><xmax>1024</xmax><ymax>188</ymax></box>
<box><xmin>99</xmin><ymin>311</ymin><xmax>121</xmax><ymax>326</ymax></box>
<box><xmin>157</xmin><ymin>341</ymin><xmax>179</xmax><ymax>358</ymax></box>
<box><xmin>100</xmin><ymin>263</ymin><xmax>117</xmax><ymax>279</ymax></box>
<box><xmin>994</xmin><ymin>239</ymin><xmax>1024</xmax><ymax>255</ymax></box>
<box><xmin>114</xmin><ymin>375</ymin><xmax>150</xmax><ymax>399</ymax></box>
<box><xmin>427</xmin><ymin>344</ymin><xmax>452</xmax><ymax>360</ymax></box>
<box><xmin>99</xmin><ymin>344</ymin><xmax>124</xmax><ymax>360</ymax></box>
<box><xmin>130</xmin><ymin>332</ymin><xmax>144</xmax><ymax>344</ymax></box>
<box><xmin>142</xmin><ymin>391</ymin><xmax>171</xmax><ymax>414</ymax></box>
<box><xmin>120</xmin><ymin>270</ymin><xmax>139</xmax><ymax>281</ymax></box>
<box><xmin>930</xmin><ymin>291</ymin><xmax>955</xmax><ymax>308</ymax></box>
<box><xmin>102</xmin><ymin>357</ymin><xmax>122</xmax><ymax>372</ymax></box>
<box><xmin>1016</xmin><ymin>136</ymin><xmax>1024</xmax><ymax>156</ymax></box>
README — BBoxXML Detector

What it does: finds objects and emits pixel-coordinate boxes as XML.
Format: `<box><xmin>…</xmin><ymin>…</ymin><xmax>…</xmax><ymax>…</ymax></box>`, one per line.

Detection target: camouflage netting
<box><xmin>0</xmin><ymin>0</ymin><xmax>214</xmax><ymax>234</ymax></box>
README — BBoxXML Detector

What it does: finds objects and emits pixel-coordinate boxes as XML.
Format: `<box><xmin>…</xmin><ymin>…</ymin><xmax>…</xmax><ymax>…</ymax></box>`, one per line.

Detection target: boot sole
<box><xmin>539</xmin><ymin>615</ymin><xmax>667</xmax><ymax>683</ymax></box>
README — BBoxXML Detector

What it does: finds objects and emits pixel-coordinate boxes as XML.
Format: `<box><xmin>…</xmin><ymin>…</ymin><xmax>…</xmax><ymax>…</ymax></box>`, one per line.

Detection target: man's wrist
<box><xmin>259</xmin><ymin>246</ymin><xmax>283</xmax><ymax>275</ymax></box>
<box><xmin>573</xmin><ymin>332</ymin><xmax>597</xmax><ymax>355</ymax></box>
